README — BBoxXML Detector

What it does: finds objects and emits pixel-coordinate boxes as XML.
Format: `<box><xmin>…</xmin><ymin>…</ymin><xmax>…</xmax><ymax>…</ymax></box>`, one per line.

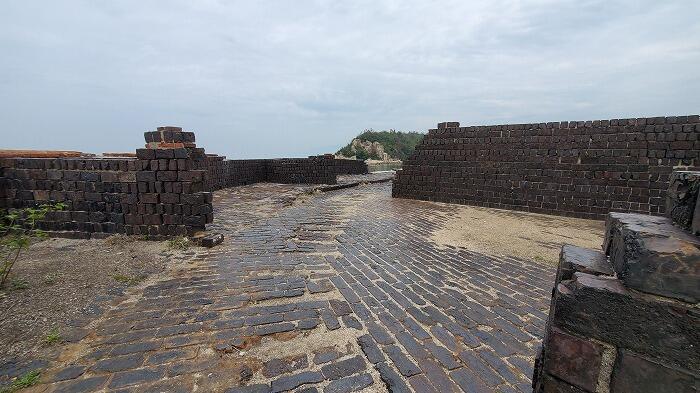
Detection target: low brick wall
<box><xmin>0</xmin><ymin>126</ymin><xmax>368</xmax><ymax>238</ymax></box>
<box><xmin>204</xmin><ymin>155</ymin><xmax>368</xmax><ymax>191</ymax></box>
<box><xmin>532</xmin><ymin>171</ymin><xmax>699</xmax><ymax>392</ymax></box>
<box><xmin>0</xmin><ymin>154</ymin><xmax>212</xmax><ymax>238</ymax></box>
<box><xmin>393</xmin><ymin>115</ymin><xmax>700</xmax><ymax>220</ymax></box>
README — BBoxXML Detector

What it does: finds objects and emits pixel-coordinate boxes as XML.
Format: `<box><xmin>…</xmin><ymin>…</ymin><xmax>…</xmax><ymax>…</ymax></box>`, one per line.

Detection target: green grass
<box><xmin>43</xmin><ymin>273</ymin><xmax>58</xmax><ymax>285</ymax></box>
<box><xmin>166</xmin><ymin>236</ymin><xmax>190</xmax><ymax>251</ymax></box>
<box><xmin>0</xmin><ymin>370</ymin><xmax>41</xmax><ymax>393</ymax></box>
<box><xmin>9</xmin><ymin>279</ymin><xmax>29</xmax><ymax>291</ymax></box>
<box><xmin>43</xmin><ymin>328</ymin><xmax>61</xmax><ymax>345</ymax></box>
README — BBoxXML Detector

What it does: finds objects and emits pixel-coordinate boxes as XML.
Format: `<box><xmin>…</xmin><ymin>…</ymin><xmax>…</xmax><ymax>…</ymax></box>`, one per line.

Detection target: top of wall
<box><xmin>430</xmin><ymin>115</ymin><xmax>700</xmax><ymax>135</ymax></box>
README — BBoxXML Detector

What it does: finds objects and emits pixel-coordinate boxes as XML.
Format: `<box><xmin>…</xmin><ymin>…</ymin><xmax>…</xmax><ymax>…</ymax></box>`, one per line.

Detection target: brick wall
<box><xmin>532</xmin><ymin>171</ymin><xmax>699</xmax><ymax>392</ymax></box>
<box><xmin>0</xmin><ymin>126</ymin><xmax>367</xmax><ymax>238</ymax></box>
<box><xmin>204</xmin><ymin>155</ymin><xmax>368</xmax><ymax>191</ymax></box>
<box><xmin>393</xmin><ymin>115</ymin><xmax>700</xmax><ymax>220</ymax></box>
<box><xmin>0</xmin><ymin>154</ymin><xmax>212</xmax><ymax>238</ymax></box>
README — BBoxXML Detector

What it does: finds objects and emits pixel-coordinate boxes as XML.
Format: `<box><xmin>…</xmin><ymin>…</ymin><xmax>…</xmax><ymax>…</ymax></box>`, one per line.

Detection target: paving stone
<box><xmin>146</xmin><ymin>349</ymin><xmax>192</xmax><ymax>365</ymax></box>
<box><xmin>297</xmin><ymin>388</ymin><xmax>320</xmax><ymax>393</ymax></box>
<box><xmin>270</xmin><ymin>371</ymin><xmax>324</xmax><ymax>393</ymax></box>
<box><xmin>374</xmin><ymin>362</ymin><xmax>412</xmax><ymax>393</ymax></box>
<box><xmin>263</xmin><ymin>355</ymin><xmax>309</xmax><ymax>378</ymax></box>
<box><xmin>408</xmin><ymin>374</ymin><xmax>438</xmax><ymax>393</ymax></box>
<box><xmin>92</xmin><ymin>353</ymin><xmax>144</xmax><ymax>372</ymax></box>
<box><xmin>320</xmin><ymin>309</ymin><xmax>341</xmax><ymax>330</ymax></box>
<box><xmin>313</xmin><ymin>348</ymin><xmax>342</xmax><ymax>365</ymax></box>
<box><xmin>323</xmin><ymin>373</ymin><xmax>374</xmax><ymax>393</ymax></box>
<box><xmin>256</xmin><ymin>322</ymin><xmax>296</xmax><ymax>336</ymax></box>
<box><xmin>449</xmin><ymin>368</ymin><xmax>491</xmax><ymax>393</ymax></box>
<box><xmin>329</xmin><ymin>300</ymin><xmax>353</xmax><ymax>316</ymax></box>
<box><xmin>341</xmin><ymin>315</ymin><xmax>362</xmax><ymax>330</ymax></box>
<box><xmin>53</xmin><ymin>376</ymin><xmax>109</xmax><ymax>393</ymax></box>
<box><xmin>246</xmin><ymin>314</ymin><xmax>284</xmax><ymax>326</ymax></box>
<box><xmin>108</xmin><ymin>367</ymin><xmax>165</xmax><ymax>389</ymax></box>
<box><xmin>49</xmin><ymin>365</ymin><xmax>87</xmax><ymax>382</ymax></box>
<box><xmin>366</xmin><ymin>322</ymin><xmax>395</xmax><ymax>345</ymax></box>
<box><xmin>321</xmin><ymin>356</ymin><xmax>366</xmax><ymax>380</ymax></box>
<box><xmin>110</xmin><ymin>340</ymin><xmax>162</xmax><ymax>356</ymax></box>
<box><xmin>457</xmin><ymin>350</ymin><xmax>503</xmax><ymax>387</ymax></box>
<box><xmin>384</xmin><ymin>345</ymin><xmax>421</xmax><ymax>377</ymax></box>
<box><xmin>357</xmin><ymin>335</ymin><xmax>385</xmax><ymax>364</ymax></box>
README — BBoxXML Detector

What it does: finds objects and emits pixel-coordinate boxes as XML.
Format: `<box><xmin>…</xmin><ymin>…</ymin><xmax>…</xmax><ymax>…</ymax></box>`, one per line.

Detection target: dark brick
<box><xmin>50</xmin><ymin>365</ymin><xmax>86</xmax><ymax>382</ymax></box>
<box><xmin>321</xmin><ymin>356</ymin><xmax>366</xmax><ymax>380</ymax></box>
<box><xmin>108</xmin><ymin>367</ymin><xmax>164</xmax><ymax>388</ymax></box>
<box><xmin>53</xmin><ymin>376</ymin><xmax>108</xmax><ymax>393</ymax></box>
<box><xmin>323</xmin><ymin>373</ymin><xmax>373</xmax><ymax>393</ymax></box>
<box><xmin>92</xmin><ymin>353</ymin><xmax>144</xmax><ymax>372</ymax></box>
<box><xmin>270</xmin><ymin>371</ymin><xmax>324</xmax><ymax>393</ymax></box>
<box><xmin>384</xmin><ymin>345</ymin><xmax>421</xmax><ymax>377</ymax></box>
<box><xmin>357</xmin><ymin>335</ymin><xmax>385</xmax><ymax>364</ymax></box>
<box><xmin>263</xmin><ymin>355</ymin><xmax>308</xmax><ymax>378</ymax></box>
<box><xmin>611</xmin><ymin>350</ymin><xmax>696</xmax><ymax>393</ymax></box>
<box><xmin>543</xmin><ymin>328</ymin><xmax>602</xmax><ymax>391</ymax></box>
<box><xmin>374</xmin><ymin>362</ymin><xmax>412</xmax><ymax>393</ymax></box>
<box><xmin>225</xmin><ymin>384</ymin><xmax>271</xmax><ymax>393</ymax></box>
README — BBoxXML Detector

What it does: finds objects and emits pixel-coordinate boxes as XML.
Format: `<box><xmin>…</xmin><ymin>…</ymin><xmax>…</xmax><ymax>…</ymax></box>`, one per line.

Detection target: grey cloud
<box><xmin>1</xmin><ymin>0</ymin><xmax>699</xmax><ymax>158</ymax></box>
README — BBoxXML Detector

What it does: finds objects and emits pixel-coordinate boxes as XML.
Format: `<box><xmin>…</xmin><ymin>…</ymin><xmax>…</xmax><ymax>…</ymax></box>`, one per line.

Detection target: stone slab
<box><xmin>666</xmin><ymin>171</ymin><xmax>700</xmax><ymax>231</ymax></box>
<box><xmin>611</xmin><ymin>350</ymin><xmax>697</xmax><ymax>393</ymax></box>
<box><xmin>556</xmin><ymin>245</ymin><xmax>613</xmax><ymax>285</ymax></box>
<box><xmin>604</xmin><ymin>212</ymin><xmax>700</xmax><ymax>303</ymax></box>
<box><xmin>551</xmin><ymin>272</ymin><xmax>699</xmax><ymax>371</ymax></box>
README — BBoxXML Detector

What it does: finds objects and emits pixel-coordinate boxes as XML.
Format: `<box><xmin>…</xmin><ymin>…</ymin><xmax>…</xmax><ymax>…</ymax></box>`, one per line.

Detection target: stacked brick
<box><xmin>1</xmin><ymin>126</ymin><xmax>367</xmax><ymax>238</ymax></box>
<box><xmin>330</xmin><ymin>156</ymin><xmax>369</xmax><ymax>175</ymax></box>
<box><xmin>0</xmin><ymin>157</ymin><xmax>140</xmax><ymax>236</ymax></box>
<box><xmin>203</xmin><ymin>156</ymin><xmax>267</xmax><ymax>191</ymax></box>
<box><xmin>0</xmin><ymin>126</ymin><xmax>213</xmax><ymax>238</ymax></box>
<box><xmin>133</xmin><ymin>126</ymin><xmax>213</xmax><ymax>236</ymax></box>
<box><xmin>393</xmin><ymin>116</ymin><xmax>700</xmax><ymax>220</ymax></box>
<box><xmin>203</xmin><ymin>155</ymin><xmax>368</xmax><ymax>191</ymax></box>
<box><xmin>532</xmin><ymin>170</ymin><xmax>699</xmax><ymax>392</ymax></box>
<box><xmin>267</xmin><ymin>157</ymin><xmax>338</xmax><ymax>185</ymax></box>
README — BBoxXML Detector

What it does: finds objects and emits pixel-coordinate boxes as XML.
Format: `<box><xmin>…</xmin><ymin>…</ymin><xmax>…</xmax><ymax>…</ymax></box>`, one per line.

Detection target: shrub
<box><xmin>0</xmin><ymin>203</ymin><xmax>65</xmax><ymax>289</ymax></box>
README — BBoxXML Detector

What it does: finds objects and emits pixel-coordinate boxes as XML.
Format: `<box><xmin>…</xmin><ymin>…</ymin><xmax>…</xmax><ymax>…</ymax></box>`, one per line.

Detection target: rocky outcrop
<box><xmin>347</xmin><ymin>139</ymin><xmax>390</xmax><ymax>161</ymax></box>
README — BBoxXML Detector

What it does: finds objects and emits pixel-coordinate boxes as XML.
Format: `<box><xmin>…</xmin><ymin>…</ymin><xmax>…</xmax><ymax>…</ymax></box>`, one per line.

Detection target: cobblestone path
<box><xmin>35</xmin><ymin>180</ymin><xmax>553</xmax><ymax>393</ymax></box>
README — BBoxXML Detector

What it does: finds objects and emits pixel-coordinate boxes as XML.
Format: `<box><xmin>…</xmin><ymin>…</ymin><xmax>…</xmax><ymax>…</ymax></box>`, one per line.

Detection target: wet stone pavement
<box><xmin>33</xmin><ymin>176</ymin><xmax>553</xmax><ymax>393</ymax></box>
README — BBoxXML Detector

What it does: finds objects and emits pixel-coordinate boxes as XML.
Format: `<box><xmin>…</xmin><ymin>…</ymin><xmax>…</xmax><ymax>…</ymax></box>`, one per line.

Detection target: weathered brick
<box><xmin>611</xmin><ymin>350</ymin><xmax>696</xmax><ymax>393</ymax></box>
<box><xmin>543</xmin><ymin>328</ymin><xmax>602</xmax><ymax>391</ymax></box>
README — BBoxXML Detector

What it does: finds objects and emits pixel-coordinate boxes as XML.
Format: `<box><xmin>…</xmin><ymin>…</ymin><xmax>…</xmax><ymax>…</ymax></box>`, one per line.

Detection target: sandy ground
<box><xmin>432</xmin><ymin>205</ymin><xmax>605</xmax><ymax>265</ymax></box>
<box><xmin>0</xmin><ymin>235</ymin><xmax>189</xmax><ymax>364</ymax></box>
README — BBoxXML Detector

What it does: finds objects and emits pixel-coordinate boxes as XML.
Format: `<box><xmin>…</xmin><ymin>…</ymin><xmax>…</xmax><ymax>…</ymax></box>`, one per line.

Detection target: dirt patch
<box><xmin>0</xmin><ymin>235</ymin><xmax>180</xmax><ymax>364</ymax></box>
<box><xmin>432</xmin><ymin>205</ymin><xmax>604</xmax><ymax>265</ymax></box>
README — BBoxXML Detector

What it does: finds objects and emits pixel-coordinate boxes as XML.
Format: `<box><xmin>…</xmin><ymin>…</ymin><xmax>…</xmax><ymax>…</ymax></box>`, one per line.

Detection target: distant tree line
<box><xmin>337</xmin><ymin>129</ymin><xmax>424</xmax><ymax>161</ymax></box>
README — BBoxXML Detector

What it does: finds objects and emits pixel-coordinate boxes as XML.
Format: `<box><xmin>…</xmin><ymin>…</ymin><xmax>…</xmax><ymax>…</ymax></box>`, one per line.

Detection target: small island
<box><xmin>335</xmin><ymin>129</ymin><xmax>424</xmax><ymax>171</ymax></box>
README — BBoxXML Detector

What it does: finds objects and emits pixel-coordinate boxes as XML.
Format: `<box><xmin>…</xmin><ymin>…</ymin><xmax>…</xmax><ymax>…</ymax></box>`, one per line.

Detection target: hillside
<box><xmin>336</xmin><ymin>130</ymin><xmax>424</xmax><ymax>161</ymax></box>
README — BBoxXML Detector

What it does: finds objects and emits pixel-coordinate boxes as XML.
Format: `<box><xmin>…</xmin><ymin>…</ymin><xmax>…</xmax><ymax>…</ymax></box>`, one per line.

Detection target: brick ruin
<box><xmin>0</xmin><ymin>126</ymin><xmax>367</xmax><ymax>238</ymax></box>
<box><xmin>532</xmin><ymin>170</ymin><xmax>699</xmax><ymax>392</ymax></box>
<box><xmin>393</xmin><ymin>115</ymin><xmax>700</xmax><ymax>220</ymax></box>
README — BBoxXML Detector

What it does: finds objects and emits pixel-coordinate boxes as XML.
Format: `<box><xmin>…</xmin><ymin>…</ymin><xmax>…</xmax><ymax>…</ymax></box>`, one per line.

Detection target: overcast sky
<box><xmin>1</xmin><ymin>1</ymin><xmax>699</xmax><ymax>158</ymax></box>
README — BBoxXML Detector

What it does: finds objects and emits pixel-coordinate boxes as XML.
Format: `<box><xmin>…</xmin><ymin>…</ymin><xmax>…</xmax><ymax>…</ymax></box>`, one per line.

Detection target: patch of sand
<box><xmin>432</xmin><ymin>205</ymin><xmax>605</xmax><ymax>265</ymax></box>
